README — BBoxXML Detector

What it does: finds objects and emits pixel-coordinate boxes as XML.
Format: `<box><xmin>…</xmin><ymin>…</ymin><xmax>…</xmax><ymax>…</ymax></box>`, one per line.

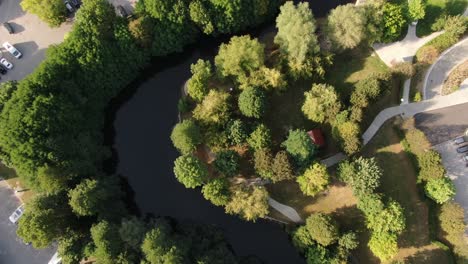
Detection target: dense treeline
<box><xmin>0</xmin><ymin>0</ymin><xmax>283</xmax><ymax>262</ymax></box>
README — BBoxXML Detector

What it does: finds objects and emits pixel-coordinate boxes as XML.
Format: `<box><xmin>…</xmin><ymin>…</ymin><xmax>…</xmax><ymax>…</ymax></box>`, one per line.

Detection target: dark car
<box><xmin>0</xmin><ymin>65</ymin><xmax>6</xmax><ymax>75</ymax></box>
<box><xmin>3</xmin><ymin>22</ymin><xmax>14</xmax><ymax>34</ymax></box>
<box><xmin>454</xmin><ymin>136</ymin><xmax>465</xmax><ymax>145</ymax></box>
<box><xmin>457</xmin><ymin>145</ymin><xmax>468</xmax><ymax>153</ymax></box>
<box><xmin>116</xmin><ymin>5</ymin><xmax>128</xmax><ymax>17</ymax></box>
<box><xmin>70</xmin><ymin>0</ymin><xmax>80</xmax><ymax>8</ymax></box>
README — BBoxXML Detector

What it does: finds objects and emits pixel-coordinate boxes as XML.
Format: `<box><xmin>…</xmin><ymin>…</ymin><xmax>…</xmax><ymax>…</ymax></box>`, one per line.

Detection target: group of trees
<box><xmin>338</xmin><ymin>157</ymin><xmax>406</xmax><ymax>261</ymax></box>
<box><xmin>292</xmin><ymin>213</ymin><xmax>359</xmax><ymax>264</ymax></box>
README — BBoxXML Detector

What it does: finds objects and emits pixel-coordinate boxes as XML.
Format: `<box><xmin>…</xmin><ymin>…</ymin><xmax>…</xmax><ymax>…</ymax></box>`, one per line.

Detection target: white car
<box><xmin>9</xmin><ymin>204</ymin><xmax>24</xmax><ymax>224</ymax></box>
<box><xmin>0</xmin><ymin>58</ymin><xmax>13</xmax><ymax>69</ymax></box>
<box><xmin>2</xmin><ymin>42</ymin><xmax>22</xmax><ymax>59</ymax></box>
<box><xmin>48</xmin><ymin>252</ymin><xmax>62</xmax><ymax>264</ymax></box>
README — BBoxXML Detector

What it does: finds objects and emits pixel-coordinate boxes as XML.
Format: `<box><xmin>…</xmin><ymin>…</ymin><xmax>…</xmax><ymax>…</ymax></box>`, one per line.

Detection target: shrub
<box><xmin>247</xmin><ymin>124</ymin><xmax>271</xmax><ymax>150</ymax></box>
<box><xmin>170</xmin><ymin>120</ymin><xmax>202</xmax><ymax>154</ymax></box>
<box><xmin>227</xmin><ymin>119</ymin><xmax>249</xmax><ymax>145</ymax></box>
<box><xmin>297</xmin><ymin>163</ymin><xmax>329</xmax><ymax>197</ymax></box>
<box><xmin>271</xmin><ymin>151</ymin><xmax>295</xmax><ymax>183</ymax></box>
<box><xmin>381</xmin><ymin>3</ymin><xmax>407</xmax><ymax>42</ymax></box>
<box><xmin>193</xmin><ymin>90</ymin><xmax>231</xmax><ymax>125</ymax></box>
<box><xmin>416</xmin><ymin>44</ymin><xmax>439</xmax><ymax>64</ymax></box>
<box><xmin>439</xmin><ymin>202</ymin><xmax>466</xmax><ymax>245</ymax></box>
<box><xmin>407</xmin><ymin>0</ymin><xmax>425</xmax><ymax>21</ymax></box>
<box><xmin>413</xmin><ymin>91</ymin><xmax>422</xmax><ymax>102</ymax></box>
<box><xmin>187</xmin><ymin>59</ymin><xmax>212</xmax><ymax>102</ymax></box>
<box><xmin>333</xmin><ymin>121</ymin><xmax>361</xmax><ymax>155</ymax></box>
<box><xmin>254</xmin><ymin>148</ymin><xmax>273</xmax><ymax>179</ymax></box>
<box><xmin>392</xmin><ymin>62</ymin><xmax>415</xmax><ymax>79</ymax></box>
<box><xmin>213</xmin><ymin>150</ymin><xmax>240</xmax><ymax>177</ymax></box>
<box><xmin>238</xmin><ymin>86</ymin><xmax>267</xmax><ymax>118</ymax></box>
<box><xmin>202</xmin><ymin>178</ymin><xmax>231</xmax><ymax>206</ymax></box>
<box><xmin>173</xmin><ymin>155</ymin><xmax>208</xmax><ymax>188</ymax></box>
<box><xmin>305</xmin><ymin>213</ymin><xmax>339</xmax><ymax>246</ymax></box>
<box><xmin>418</xmin><ymin>150</ymin><xmax>445</xmax><ymax>182</ymax></box>
<box><xmin>425</xmin><ymin>177</ymin><xmax>455</xmax><ymax>204</ymax></box>
<box><xmin>177</xmin><ymin>97</ymin><xmax>192</xmax><ymax>113</ymax></box>
<box><xmin>302</xmin><ymin>83</ymin><xmax>341</xmax><ymax>123</ymax></box>
<box><xmin>282</xmin><ymin>129</ymin><xmax>317</xmax><ymax>168</ymax></box>
<box><xmin>368</xmin><ymin>232</ymin><xmax>398</xmax><ymax>262</ymax></box>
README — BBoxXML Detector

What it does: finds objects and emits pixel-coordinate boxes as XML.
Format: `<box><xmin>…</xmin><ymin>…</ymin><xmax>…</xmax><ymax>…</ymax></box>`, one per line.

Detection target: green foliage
<box><xmin>368</xmin><ymin>232</ymin><xmax>398</xmax><ymax>261</ymax></box>
<box><xmin>417</xmin><ymin>150</ymin><xmax>445</xmax><ymax>182</ymax></box>
<box><xmin>0</xmin><ymin>81</ymin><xmax>17</xmax><ymax>112</ymax></box>
<box><xmin>350</xmin><ymin>77</ymin><xmax>382</xmax><ymax>109</ymax></box>
<box><xmin>202</xmin><ymin>178</ymin><xmax>231</xmax><ymax>206</ymax></box>
<box><xmin>17</xmin><ymin>194</ymin><xmax>76</xmax><ymax>248</ymax></box>
<box><xmin>443</xmin><ymin>15</ymin><xmax>468</xmax><ymax>37</ymax></box>
<box><xmin>215</xmin><ymin>35</ymin><xmax>265</xmax><ymax>82</ymax></box>
<box><xmin>282</xmin><ymin>129</ymin><xmax>317</xmax><ymax>168</ymax></box>
<box><xmin>213</xmin><ymin>150</ymin><xmax>240</xmax><ymax>177</ymax></box>
<box><xmin>170</xmin><ymin>119</ymin><xmax>202</xmax><ymax>154</ymax></box>
<box><xmin>297</xmin><ymin>163</ymin><xmax>329</xmax><ymax>197</ymax></box>
<box><xmin>338</xmin><ymin>232</ymin><xmax>359</xmax><ymax>252</ymax></box>
<box><xmin>187</xmin><ymin>60</ymin><xmax>212</xmax><ymax>102</ymax></box>
<box><xmin>225</xmin><ymin>186</ymin><xmax>269</xmax><ymax>221</ymax></box>
<box><xmin>439</xmin><ymin>202</ymin><xmax>466</xmax><ymax>246</ymax></box>
<box><xmin>332</xmin><ymin>114</ymin><xmax>361</xmax><ymax>155</ymax></box>
<box><xmin>119</xmin><ymin>217</ymin><xmax>147</xmax><ymax>250</ymax></box>
<box><xmin>425</xmin><ymin>177</ymin><xmax>455</xmax><ymax>204</ymax></box>
<box><xmin>305</xmin><ymin>213</ymin><xmax>339</xmax><ymax>246</ymax></box>
<box><xmin>247</xmin><ymin>124</ymin><xmax>272</xmax><ymax>150</ymax></box>
<box><xmin>57</xmin><ymin>231</ymin><xmax>87</xmax><ymax>264</ymax></box>
<box><xmin>239</xmin><ymin>67</ymin><xmax>287</xmax><ymax>91</ymax></box>
<box><xmin>327</xmin><ymin>4</ymin><xmax>367</xmax><ymax>50</ymax></box>
<box><xmin>274</xmin><ymin>2</ymin><xmax>320</xmax><ymax>78</ymax></box>
<box><xmin>382</xmin><ymin>3</ymin><xmax>407</xmax><ymax>42</ymax></box>
<box><xmin>238</xmin><ymin>86</ymin><xmax>267</xmax><ymax>118</ymax></box>
<box><xmin>128</xmin><ymin>16</ymin><xmax>155</xmax><ymax>49</ymax></box>
<box><xmin>177</xmin><ymin>97</ymin><xmax>192</xmax><ymax>113</ymax></box>
<box><xmin>37</xmin><ymin>165</ymin><xmax>69</xmax><ymax>195</ymax></box>
<box><xmin>254</xmin><ymin>148</ymin><xmax>274</xmax><ymax>179</ymax></box>
<box><xmin>292</xmin><ymin>226</ymin><xmax>315</xmax><ymax>252</ymax></box>
<box><xmin>271</xmin><ymin>150</ymin><xmax>295</xmax><ymax>182</ymax></box>
<box><xmin>357</xmin><ymin>193</ymin><xmax>384</xmax><ymax>217</ymax></box>
<box><xmin>193</xmin><ymin>90</ymin><xmax>231</xmax><ymax>125</ymax></box>
<box><xmin>408</xmin><ymin>0</ymin><xmax>425</xmax><ymax>21</ymax></box>
<box><xmin>392</xmin><ymin>62</ymin><xmax>416</xmax><ymax>79</ymax></box>
<box><xmin>338</xmin><ymin>157</ymin><xmax>382</xmax><ymax>198</ymax></box>
<box><xmin>141</xmin><ymin>225</ymin><xmax>185</xmax><ymax>264</ymax></box>
<box><xmin>227</xmin><ymin>119</ymin><xmax>248</xmax><ymax>145</ymax></box>
<box><xmin>202</xmin><ymin>126</ymin><xmax>230</xmax><ymax>152</ymax></box>
<box><xmin>173</xmin><ymin>155</ymin><xmax>208</xmax><ymax>188</ymax></box>
<box><xmin>366</xmin><ymin>200</ymin><xmax>406</xmax><ymax>234</ymax></box>
<box><xmin>302</xmin><ymin>83</ymin><xmax>341</xmax><ymax>123</ymax></box>
<box><xmin>20</xmin><ymin>0</ymin><xmax>66</xmax><ymax>27</ymax></box>
<box><xmin>305</xmin><ymin>244</ymin><xmax>330</xmax><ymax>264</ymax></box>
<box><xmin>91</xmin><ymin>221</ymin><xmax>126</xmax><ymax>264</ymax></box>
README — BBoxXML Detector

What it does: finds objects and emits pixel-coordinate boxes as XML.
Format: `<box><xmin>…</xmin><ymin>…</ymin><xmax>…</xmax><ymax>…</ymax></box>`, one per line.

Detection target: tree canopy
<box><xmin>282</xmin><ymin>129</ymin><xmax>317</xmax><ymax>168</ymax></box>
<box><xmin>187</xmin><ymin>60</ymin><xmax>212</xmax><ymax>102</ymax></box>
<box><xmin>173</xmin><ymin>155</ymin><xmax>208</xmax><ymax>188</ymax></box>
<box><xmin>338</xmin><ymin>157</ymin><xmax>382</xmax><ymax>198</ymax></box>
<box><xmin>238</xmin><ymin>86</ymin><xmax>267</xmax><ymax>118</ymax></box>
<box><xmin>225</xmin><ymin>186</ymin><xmax>269</xmax><ymax>221</ymax></box>
<box><xmin>20</xmin><ymin>0</ymin><xmax>67</xmax><ymax>27</ymax></box>
<box><xmin>425</xmin><ymin>177</ymin><xmax>456</xmax><ymax>204</ymax></box>
<box><xmin>297</xmin><ymin>163</ymin><xmax>330</xmax><ymax>197</ymax></box>
<box><xmin>305</xmin><ymin>213</ymin><xmax>339</xmax><ymax>246</ymax></box>
<box><xmin>193</xmin><ymin>90</ymin><xmax>231</xmax><ymax>125</ymax></box>
<box><xmin>302</xmin><ymin>83</ymin><xmax>341</xmax><ymax>123</ymax></box>
<box><xmin>170</xmin><ymin>119</ymin><xmax>202</xmax><ymax>154</ymax></box>
<box><xmin>326</xmin><ymin>4</ymin><xmax>367</xmax><ymax>50</ymax></box>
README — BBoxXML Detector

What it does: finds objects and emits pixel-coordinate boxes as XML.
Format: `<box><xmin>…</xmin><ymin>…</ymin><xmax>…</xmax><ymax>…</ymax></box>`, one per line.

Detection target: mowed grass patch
<box><xmin>361</xmin><ymin>118</ymin><xmax>452</xmax><ymax>263</ymax></box>
<box><xmin>416</xmin><ymin>0</ymin><xmax>467</xmax><ymax>37</ymax></box>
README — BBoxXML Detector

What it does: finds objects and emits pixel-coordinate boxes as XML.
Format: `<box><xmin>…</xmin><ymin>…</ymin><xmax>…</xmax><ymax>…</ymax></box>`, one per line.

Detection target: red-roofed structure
<box><xmin>307</xmin><ymin>129</ymin><xmax>325</xmax><ymax>147</ymax></box>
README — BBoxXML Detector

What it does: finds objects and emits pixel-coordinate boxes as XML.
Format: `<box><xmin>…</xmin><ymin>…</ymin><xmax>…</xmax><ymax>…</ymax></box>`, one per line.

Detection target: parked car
<box><xmin>2</xmin><ymin>42</ymin><xmax>22</xmax><ymax>59</ymax></box>
<box><xmin>116</xmin><ymin>5</ymin><xmax>128</xmax><ymax>17</ymax></box>
<box><xmin>48</xmin><ymin>252</ymin><xmax>62</xmax><ymax>264</ymax></box>
<box><xmin>69</xmin><ymin>0</ymin><xmax>80</xmax><ymax>8</ymax></box>
<box><xmin>0</xmin><ymin>65</ymin><xmax>7</xmax><ymax>74</ymax></box>
<box><xmin>0</xmin><ymin>58</ymin><xmax>13</xmax><ymax>69</ymax></box>
<box><xmin>9</xmin><ymin>204</ymin><xmax>24</xmax><ymax>224</ymax></box>
<box><xmin>454</xmin><ymin>136</ymin><xmax>465</xmax><ymax>145</ymax></box>
<box><xmin>2</xmin><ymin>22</ymin><xmax>14</xmax><ymax>34</ymax></box>
<box><xmin>65</xmin><ymin>1</ymin><xmax>74</xmax><ymax>12</ymax></box>
<box><xmin>463</xmin><ymin>154</ymin><xmax>468</xmax><ymax>162</ymax></box>
<box><xmin>457</xmin><ymin>145</ymin><xmax>468</xmax><ymax>153</ymax></box>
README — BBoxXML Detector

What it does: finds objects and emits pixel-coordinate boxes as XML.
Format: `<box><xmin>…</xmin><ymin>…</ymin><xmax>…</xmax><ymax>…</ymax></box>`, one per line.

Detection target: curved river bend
<box><xmin>113</xmin><ymin>1</ymin><xmax>351</xmax><ymax>263</ymax></box>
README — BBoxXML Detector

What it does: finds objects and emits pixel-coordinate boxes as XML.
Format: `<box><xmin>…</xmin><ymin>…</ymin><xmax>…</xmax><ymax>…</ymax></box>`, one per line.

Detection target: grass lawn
<box><xmin>416</xmin><ymin>0</ymin><xmax>467</xmax><ymax>37</ymax></box>
<box><xmin>360</xmin><ymin>118</ymin><xmax>452</xmax><ymax>263</ymax></box>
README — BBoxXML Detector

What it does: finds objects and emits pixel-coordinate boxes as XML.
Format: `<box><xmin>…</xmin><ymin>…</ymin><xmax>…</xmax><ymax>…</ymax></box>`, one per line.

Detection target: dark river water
<box><xmin>112</xmin><ymin>1</ymin><xmax>352</xmax><ymax>263</ymax></box>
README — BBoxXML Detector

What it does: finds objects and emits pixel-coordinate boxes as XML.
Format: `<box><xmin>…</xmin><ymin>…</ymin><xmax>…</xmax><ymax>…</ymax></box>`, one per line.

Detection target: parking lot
<box><xmin>0</xmin><ymin>0</ymin><xmax>71</xmax><ymax>83</ymax></box>
<box><xmin>0</xmin><ymin>180</ymin><xmax>56</xmax><ymax>264</ymax></box>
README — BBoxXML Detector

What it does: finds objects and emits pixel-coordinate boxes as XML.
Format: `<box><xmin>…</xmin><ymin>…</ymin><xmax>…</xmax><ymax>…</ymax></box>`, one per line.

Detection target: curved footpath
<box><xmin>423</xmin><ymin>37</ymin><xmax>468</xmax><ymax>100</ymax></box>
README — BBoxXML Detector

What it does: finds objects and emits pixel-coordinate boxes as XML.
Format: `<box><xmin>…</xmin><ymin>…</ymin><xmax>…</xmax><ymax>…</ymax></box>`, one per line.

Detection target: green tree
<box><xmin>357</xmin><ymin>193</ymin><xmax>385</xmax><ymax>217</ymax></box>
<box><xmin>408</xmin><ymin>0</ymin><xmax>425</xmax><ymax>21</ymax></box>
<box><xmin>382</xmin><ymin>3</ymin><xmax>407</xmax><ymax>42</ymax></box>
<box><xmin>338</xmin><ymin>232</ymin><xmax>359</xmax><ymax>251</ymax></box>
<box><xmin>215</xmin><ymin>35</ymin><xmax>265</xmax><ymax>82</ymax></box>
<box><xmin>297</xmin><ymin>163</ymin><xmax>329</xmax><ymax>197</ymax></box>
<box><xmin>282</xmin><ymin>129</ymin><xmax>317</xmax><ymax>168</ymax></box>
<box><xmin>141</xmin><ymin>226</ymin><xmax>186</xmax><ymax>264</ymax></box>
<box><xmin>187</xmin><ymin>59</ymin><xmax>212</xmax><ymax>102</ymax></box>
<box><xmin>170</xmin><ymin>119</ymin><xmax>202</xmax><ymax>154</ymax></box>
<box><xmin>302</xmin><ymin>83</ymin><xmax>341</xmax><ymax>123</ymax></box>
<box><xmin>305</xmin><ymin>213</ymin><xmax>339</xmax><ymax>246</ymax></box>
<box><xmin>227</xmin><ymin>119</ymin><xmax>248</xmax><ymax>145</ymax></box>
<box><xmin>128</xmin><ymin>16</ymin><xmax>155</xmax><ymax>48</ymax></box>
<box><xmin>292</xmin><ymin>226</ymin><xmax>315</xmax><ymax>252</ymax></box>
<box><xmin>213</xmin><ymin>150</ymin><xmax>240</xmax><ymax>177</ymax></box>
<box><xmin>225</xmin><ymin>186</ymin><xmax>269</xmax><ymax>221</ymax></box>
<box><xmin>189</xmin><ymin>0</ymin><xmax>215</xmax><ymax>35</ymax></box>
<box><xmin>367</xmin><ymin>200</ymin><xmax>405</xmax><ymax>234</ymax></box>
<box><xmin>57</xmin><ymin>231</ymin><xmax>87</xmax><ymax>264</ymax></box>
<box><xmin>425</xmin><ymin>177</ymin><xmax>456</xmax><ymax>204</ymax></box>
<box><xmin>17</xmin><ymin>194</ymin><xmax>75</xmax><ymax>248</ymax></box>
<box><xmin>173</xmin><ymin>155</ymin><xmax>208</xmax><ymax>188</ymax></box>
<box><xmin>193</xmin><ymin>90</ymin><xmax>231</xmax><ymax>125</ymax></box>
<box><xmin>350</xmin><ymin>77</ymin><xmax>382</xmax><ymax>108</ymax></box>
<box><xmin>326</xmin><ymin>4</ymin><xmax>367</xmax><ymax>50</ymax></box>
<box><xmin>202</xmin><ymin>178</ymin><xmax>231</xmax><ymax>206</ymax></box>
<box><xmin>271</xmin><ymin>150</ymin><xmax>295</xmax><ymax>182</ymax></box>
<box><xmin>417</xmin><ymin>150</ymin><xmax>445</xmax><ymax>182</ymax></box>
<box><xmin>20</xmin><ymin>0</ymin><xmax>67</xmax><ymax>27</ymax></box>
<box><xmin>274</xmin><ymin>2</ymin><xmax>320</xmax><ymax>78</ymax></box>
<box><xmin>333</xmin><ymin>120</ymin><xmax>361</xmax><ymax>155</ymax></box>
<box><xmin>0</xmin><ymin>81</ymin><xmax>17</xmax><ymax>112</ymax></box>
<box><xmin>439</xmin><ymin>202</ymin><xmax>466</xmax><ymax>244</ymax></box>
<box><xmin>91</xmin><ymin>221</ymin><xmax>124</xmax><ymax>264</ymax></box>
<box><xmin>368</xmin><ymin>232</ymin><xmax>398</xmax><ymax>262</ymax></box>
<box><xmin>254</xmin><ymin>148</ymin><xmax>273</xmax><ymax>179</ymax></box>
<box><xmin>247</xmin><ymin>124</ymin><xmax>271</xmax><ymax>150</ymax></box>
<box><xmin>338</xmin><ymin>157</ymin><xmax>382</xmax><ymax>198</ymax></box>
<box><xmin>37</xmin><ymin>165</ymin><xmax>68</xmax><ymax>194</ymax></box>
<box><xmin>238</xmin><ymin>86</ymin><xmax>267</xmax><ymax>118</ymax></box>
<box><xmin>305</xmin><ymin>244</ymin><xmax>330</xmax><ymax>264</ymax></box>
<box><xmin>119</xmin><ymin>217</ymin><xmax>147</xmax><ymax>250</ymax></box>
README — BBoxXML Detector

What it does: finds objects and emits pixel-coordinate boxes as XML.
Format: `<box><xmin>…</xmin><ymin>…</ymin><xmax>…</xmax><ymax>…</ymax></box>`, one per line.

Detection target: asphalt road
<box><xmin>0</xmin><ymin>180</ymin><xmax>55</xmax><ymax>264</ymax></box>
<box><xmin>414</xmin><ymin>102</ymin><xmax>468</xmax><ymax>145</ymax></box>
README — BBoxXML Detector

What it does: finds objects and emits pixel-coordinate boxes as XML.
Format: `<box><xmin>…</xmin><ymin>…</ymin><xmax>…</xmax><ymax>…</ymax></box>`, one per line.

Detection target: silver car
<box><xmin>2</xmin><ymin>42</ymin><xmax>22</xmax><ymax>59</ymax></box>
<box><xmin>454</xmin><ymin>136</ymin><xmax>465</xmax><ymax>145</ymax></box>
<box><xmin>0</xmin><ymin>58</ymin><xmax>13</xmax><ymax>69</ymax></box>
<box><xmin>9</xmin><ymin>204</ymin><xmax>24</xmax><ymax>224</ymax></box>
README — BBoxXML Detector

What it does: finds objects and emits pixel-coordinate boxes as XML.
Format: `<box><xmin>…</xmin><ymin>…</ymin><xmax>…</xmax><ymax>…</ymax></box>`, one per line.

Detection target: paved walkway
<box><xmin>423</xmin><ymin>37</ymin><xmax>468</xmax><ymax>100</ymax></box>
<box><xmin>401</xmin><ymin>78</ymin><xmax>411</xmax><ymax>105</ymax></box>
<box><xmin>268</xmin><ymin>197</ymin><xmax>303</xmax><ymax>223</ymax></box>
<box><xmin>321</xmin><ymin>152</ymin><xmax>347</xmax><ymax>167</ymax></box>
<box><xmin>373</xmin><ymin>24</ymin><xmax>442</xmax><ymax>67</ymax></box>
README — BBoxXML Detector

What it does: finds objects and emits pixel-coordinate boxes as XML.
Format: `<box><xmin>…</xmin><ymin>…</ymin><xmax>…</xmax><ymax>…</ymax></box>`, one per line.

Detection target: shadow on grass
<box><xmin>403</xmin><ymin>246</ymin><xmax>454</xmax><ymax>264</ymax></box>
